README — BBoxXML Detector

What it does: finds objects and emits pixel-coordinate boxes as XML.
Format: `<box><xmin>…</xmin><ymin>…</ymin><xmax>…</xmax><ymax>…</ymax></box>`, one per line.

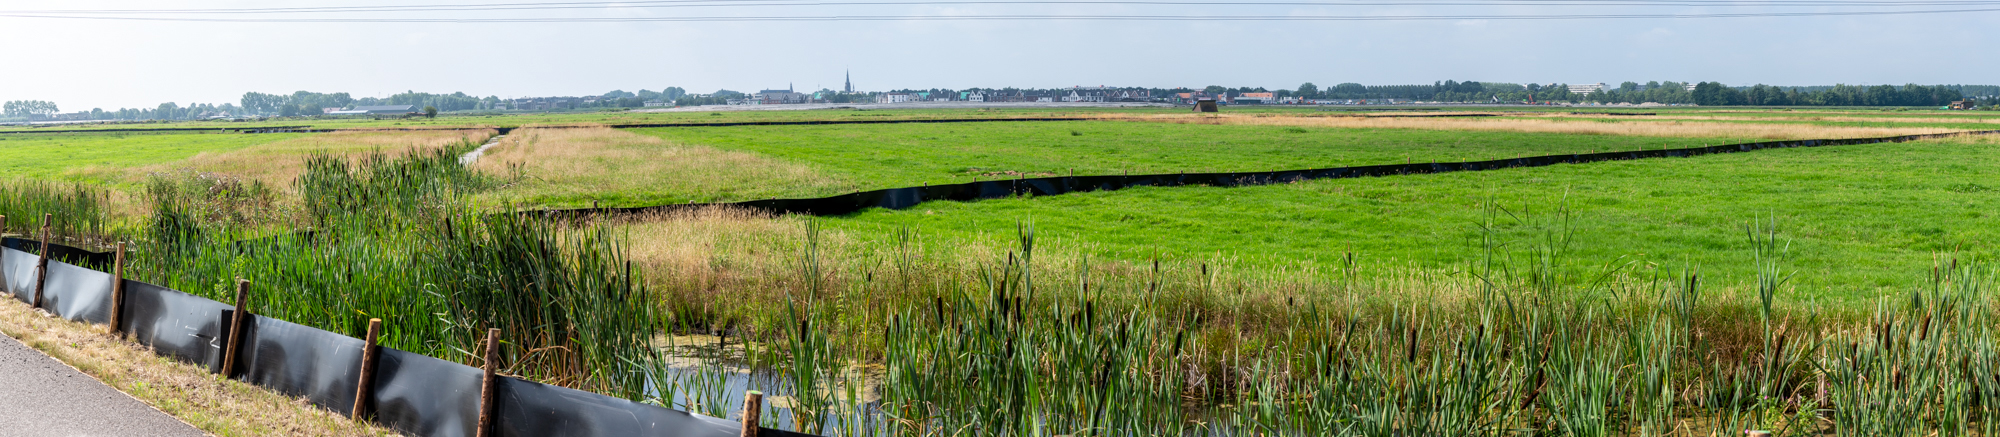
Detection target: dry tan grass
<box><xmin>1545</xmin><ymin>112</ymin><xmax>2000</xmax><ymax>126</ymax></box>
<box><xmin>72</xmin><ymin>129</ymin><xmax>496</xmax><ymax>191</ymax></box>
<box><xmin>472</xmin><ymin>127</ymin><xmax>850</xmax><ymax>208</ymax></box>
<box><xmin>0</xmin><ymin>298</ymin><xmax>401</xmax><ymax>436</ymax></box>
<box><xmin>1092</xmin><ymin>113</ymin><xmax>1964</xmax><ymax>140</ymax></box>
<box><xmin>609</xmin><ymin>206</ymin><xmax>1466</xmax><ymax>340</ymax></box>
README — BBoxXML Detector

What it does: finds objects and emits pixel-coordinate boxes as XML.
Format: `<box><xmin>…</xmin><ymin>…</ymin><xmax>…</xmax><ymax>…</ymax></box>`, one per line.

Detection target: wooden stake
<box><xmin>222</xmin><ymin>279</ymin><xmax>251</xmax><ymax>377</ymax></box>
<box><xmin>740</xmin><ymin>391</ymin><xmax>764</xmax><ymax>437</ymax></box>
<box><xmin>33</xmin><ymin>214</ymin><xmax>51</xmax><ymax>309</ymax></box>
<box><xmin>476</xmin><ymin>328</ymin><xmax>500</xmax><ymax>437</ymax></box>
<box><xmin>352</xmin><ymin>318</ymin><xmax>383</xmax><ymax>420</ymax></box>
<box><xmin>109</xmin><ymin>243</ymin><xmax>126</xmax><ymax>335</ymax></box>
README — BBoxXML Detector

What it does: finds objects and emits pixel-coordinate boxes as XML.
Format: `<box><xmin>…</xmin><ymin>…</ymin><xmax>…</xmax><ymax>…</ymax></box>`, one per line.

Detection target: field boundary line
<box><xmin>526</xmin><ymin>129</ymin><xmax>2000</xmax><ymax>218</ymax></box>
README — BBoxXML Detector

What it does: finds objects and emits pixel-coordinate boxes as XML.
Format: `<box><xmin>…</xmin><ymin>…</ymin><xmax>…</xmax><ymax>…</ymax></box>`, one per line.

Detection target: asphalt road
<box><xmin>0</xmin><ymin>333</ymin><xmax>206</xmax><ymax>437</ymax></box>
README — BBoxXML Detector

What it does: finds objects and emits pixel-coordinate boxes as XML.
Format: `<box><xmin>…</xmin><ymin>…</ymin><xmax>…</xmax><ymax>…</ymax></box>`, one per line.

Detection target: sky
<box><xmin>1</xmin><ymin>0</ymin><xmax>1995</xmax><ymax>110</ymax></box>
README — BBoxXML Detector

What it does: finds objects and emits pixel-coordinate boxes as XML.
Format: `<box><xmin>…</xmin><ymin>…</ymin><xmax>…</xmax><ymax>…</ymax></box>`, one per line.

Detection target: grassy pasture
<box><xmin>826</xmin><ymin>134</ymin><xmax>2000</xmax><ymax>296</ymax></box>
<box><xmin>0</xmin><ymin>132</ymin><xmax>305</xmax><ymax>182</ymax></box>
<box><xmin>629</xmin><ymin>121</ymin><xmax>1763</xmax><ymax>201</ymax></box>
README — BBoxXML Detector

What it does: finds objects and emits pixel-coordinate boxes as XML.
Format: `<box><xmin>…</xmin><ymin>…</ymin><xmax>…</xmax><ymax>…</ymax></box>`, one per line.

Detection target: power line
<box><xmin>2</xmin><ymin>8</ymin><xmax>1992</xmax><ymax>22</ymax></box>
<box><xmin>13</xmin><ymin>0</ymin><xmax>2000</xmax><ymax>14</ymax></box>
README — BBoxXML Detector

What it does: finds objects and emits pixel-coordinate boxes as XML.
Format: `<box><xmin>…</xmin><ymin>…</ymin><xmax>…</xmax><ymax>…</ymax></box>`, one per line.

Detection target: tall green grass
<box><xmin>0</xmin><ymin>180</ymin><xmax>112</xmax><ymax>243</ymax></box>
<box><xmin>693</xmin><ymin>217</ymin><xmax>2000</xmax><ymax>436</ymax></box>
<box><xmin>132</xmin><ymin>144</ymin><xmax>668</xmax><ymax>398</ymax></box>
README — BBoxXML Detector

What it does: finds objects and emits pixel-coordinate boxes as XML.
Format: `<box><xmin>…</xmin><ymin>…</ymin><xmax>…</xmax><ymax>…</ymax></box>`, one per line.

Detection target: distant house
<box><xmin>875</xmin><ymin>93</ymin><xmax>914</xmax><ymax>104</ymax></box>
<box><xmin>643</xmin><ymin>100</ymin><xmax>671</xmax><ymax>107</ymax></box>
<box><xmin>1107</xmin><ymin>89</ymin><xmax>1151</xmax><ymax>102</ymax></box>
<box><xmin>1951</xmin><ymin>100</ymin><xmax>1976</xmax><ymax>110</ymax></box>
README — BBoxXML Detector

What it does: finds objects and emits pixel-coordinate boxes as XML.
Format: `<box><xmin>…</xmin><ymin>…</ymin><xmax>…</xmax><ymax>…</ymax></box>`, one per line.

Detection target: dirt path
<box><xmin>0</xmin><ymin>331</ymin><xmax>206</xmax><ymax>437</ymax></box>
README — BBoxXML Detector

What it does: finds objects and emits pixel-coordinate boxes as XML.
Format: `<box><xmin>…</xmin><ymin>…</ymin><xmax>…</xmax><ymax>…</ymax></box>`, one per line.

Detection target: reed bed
<box><xmin>1094</xmin><ymin>113</ymin><xmax>1962</xmax><ymax>140</ymax></box>
<box><xmin>665</xmin><ymin>218</ymin><xmax>2000</xmax><ymax>436</ymax></box>
<box><xmin>470</xmin><ymin>126</ymin><xmax>852</xmax><ymax>207</ymax></box>
<box><xmin>130</xmin><ymin>144</ymin><xmax>668</xmax><ymax>399</ymax></box>
<box><xmin>0</xmin><ymin>179</ymin><xmax>115</xmax><ymax>245</ymax></box>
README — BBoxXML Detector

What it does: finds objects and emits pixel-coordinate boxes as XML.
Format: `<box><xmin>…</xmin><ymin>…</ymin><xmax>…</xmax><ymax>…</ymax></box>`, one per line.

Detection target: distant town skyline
<box><xmin>3</xmin><ymin>0</ymin><xmax>1995</xmax><ymax>110</ymax></box>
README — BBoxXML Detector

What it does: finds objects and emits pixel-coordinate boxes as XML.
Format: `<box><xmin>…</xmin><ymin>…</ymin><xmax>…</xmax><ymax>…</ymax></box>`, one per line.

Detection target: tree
<box><xmin>423</xmin><ymin>106</ymin><xmax>438</xmax><ymax>118</ymax></box>
<box><xmin>3</xmin><ymin>100</ymin><xmax>60</xmax><ymax>119</ymax></box>
<box><xmin>1296</xmin><ymin>82</ymin><xmax>1319</xmax><ymax>99</ymax></box>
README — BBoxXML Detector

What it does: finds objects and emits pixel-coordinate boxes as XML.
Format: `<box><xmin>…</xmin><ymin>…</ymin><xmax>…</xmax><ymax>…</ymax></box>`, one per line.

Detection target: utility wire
<box><xmin>13</xmin><ymin>0</ymin><xmax>2000</xmax><ymax>14</ymax></box>
<box><xmin>2</xmin><ymin>8</ymin><xmax>1993</xmax><ymax>21</ymax></box>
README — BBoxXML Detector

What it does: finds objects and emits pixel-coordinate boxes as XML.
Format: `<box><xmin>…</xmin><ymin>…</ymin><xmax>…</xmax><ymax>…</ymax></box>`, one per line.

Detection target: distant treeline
<box><xmin>1204</xmin><ymin>81</ymin><xmax>1991</xmax><ymax>106</ymax></box>
<box><xmin>240</xmin><ymin>91</ymin><xmax>501</xmax><ymax>116</ymax></box>
<box><xmin>8</xmin><ymin>82</ymin><xmax>1995</xmax><ymax>122</ymax></box>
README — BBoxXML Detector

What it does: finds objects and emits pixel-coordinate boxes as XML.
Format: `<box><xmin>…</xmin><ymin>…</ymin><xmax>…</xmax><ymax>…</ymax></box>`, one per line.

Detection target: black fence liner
<box><xmin>534</xmin><ymin>130</ymin><xmax>2000</xmax><ymax>219</ymax></box>
<box><xmin>6</xmin><ymin>239</ymin><xmax>817</xmax><ymax>437</ymax></box>
<box><xmin>121</xmin><ymin>278</ymin><xmax>232</xmax><ymax>368</ymax></box>
<box><xmin>39</xmin><ymin>258</ymin><xmax>114</xmax><ymax>324</ymax></box>
<box><xmin>2</xmin><ymin>237</ymin><xmax>114</xmax><ymax>269</ymax></box>
<box><xmin>232</xmin><ymin>315</ymin><xmax>366</xmax><ymax>414</ymax></box>
<box><xmin>494</xmin><ymin>377</ymin><xmax>815</xmax><ymax>437</ymax></box>
<box><xmin>2</xmin><ymin>247</ymin><xmax>36</xmax><ymax>304</ymax></box>
<box><xmin>368</xmin><ymin>348</ymin><xmax>487</xmax><ymax>437</ymax></box>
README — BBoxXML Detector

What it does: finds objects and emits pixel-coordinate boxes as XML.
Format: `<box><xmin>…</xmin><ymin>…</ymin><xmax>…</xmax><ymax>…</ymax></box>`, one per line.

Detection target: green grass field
<box><xmin>0</xmin><ymin>132</ymin><xmax>305</xmax><ymax>182</ymax></box>
<box><xmin>632</xmin><ymin>121</ymin><xmax>1761</xmax><ymax>194</ymax></box>
<box><xmin>826</xmin><ymin>135</ymin><xmax>2000</xmax><ymax>295</ymax></box>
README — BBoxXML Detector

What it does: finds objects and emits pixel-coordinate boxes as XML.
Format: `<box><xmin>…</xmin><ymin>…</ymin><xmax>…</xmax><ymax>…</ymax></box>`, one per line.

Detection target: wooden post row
<box><xmin>33</xmin><ymin>214</ymin><xmax>51</xmax><ymax>309</ymax></box>
<box><xmin>741</xmin><ymin>391</ymin><xmax>764</xmax><ymax>437</ymax></box>
<box><xmin>352</xmin><ymin>318</ymin><xmax>383</xmax><ymax>420</ymax></box>
<box><xmin>109</xmin><ymin>243</ymin><xmax>126</xmax><ymax>335</ymax></box>
<box><xmin>476</xmin><ymin>328</ymin><xmax>500</xmax><ymax>437</ymax></box>
<box><xmin>222</xmin><ymin>279</ymin><xmax>251</xmax><ymax>377</ymax></box>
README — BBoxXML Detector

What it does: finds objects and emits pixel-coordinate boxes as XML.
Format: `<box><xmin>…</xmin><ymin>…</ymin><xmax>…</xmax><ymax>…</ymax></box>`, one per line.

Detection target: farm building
<box><xmin>325</xmin><ymin>105</ymin><xmax>416</xmax><ymax>115</ymax></box>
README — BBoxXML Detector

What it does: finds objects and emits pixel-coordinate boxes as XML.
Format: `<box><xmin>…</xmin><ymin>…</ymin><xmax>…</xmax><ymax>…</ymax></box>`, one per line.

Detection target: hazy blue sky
<box><xmin>2</xmin><ymin>1</ymin><xmax>1993</xmax><ymax>110</ymax></box>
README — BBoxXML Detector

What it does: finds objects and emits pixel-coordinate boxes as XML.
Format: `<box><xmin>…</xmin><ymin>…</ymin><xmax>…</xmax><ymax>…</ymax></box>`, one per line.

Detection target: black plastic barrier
<box><xmin>0</xmin><ymin>241</ymin><xmax>815</xmax><ymax>437</ymax></box>
<box><xmin>38</xmin><ymin>259</ymin><xmax>114</xmax><ymax>324</ymax></box>
<box><xmin>2</xmin><ymin>246</ymin><xmax>34</xmax><ymax>304</ymax></box>
<box><xmin>493</xmin><ymin>378</ymin><xmax>818</xmax><ymax>437</ymax></box>
<box><xmin>233</xmin><ymin>315</ymin><xmax>368</xmax><ymax>414</ymax></box>
<box><xmin>1</xmin><ymin>237</ymin><xmax>113</xmax><ymax>269</ymax></box>
<box><xmin>121</xmin><ymin>278</ymin><xmax>232</xmax><ymax>367</ymax></box>
<box><xmin>367</xmin><ymin>348</ymin><xmax>486</xmax><ymax>437</ymax></box>
<box><xmin>537</xmin><ymin>130</ymin><xmax>2000</xmax><ymax>219</ymax></box>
